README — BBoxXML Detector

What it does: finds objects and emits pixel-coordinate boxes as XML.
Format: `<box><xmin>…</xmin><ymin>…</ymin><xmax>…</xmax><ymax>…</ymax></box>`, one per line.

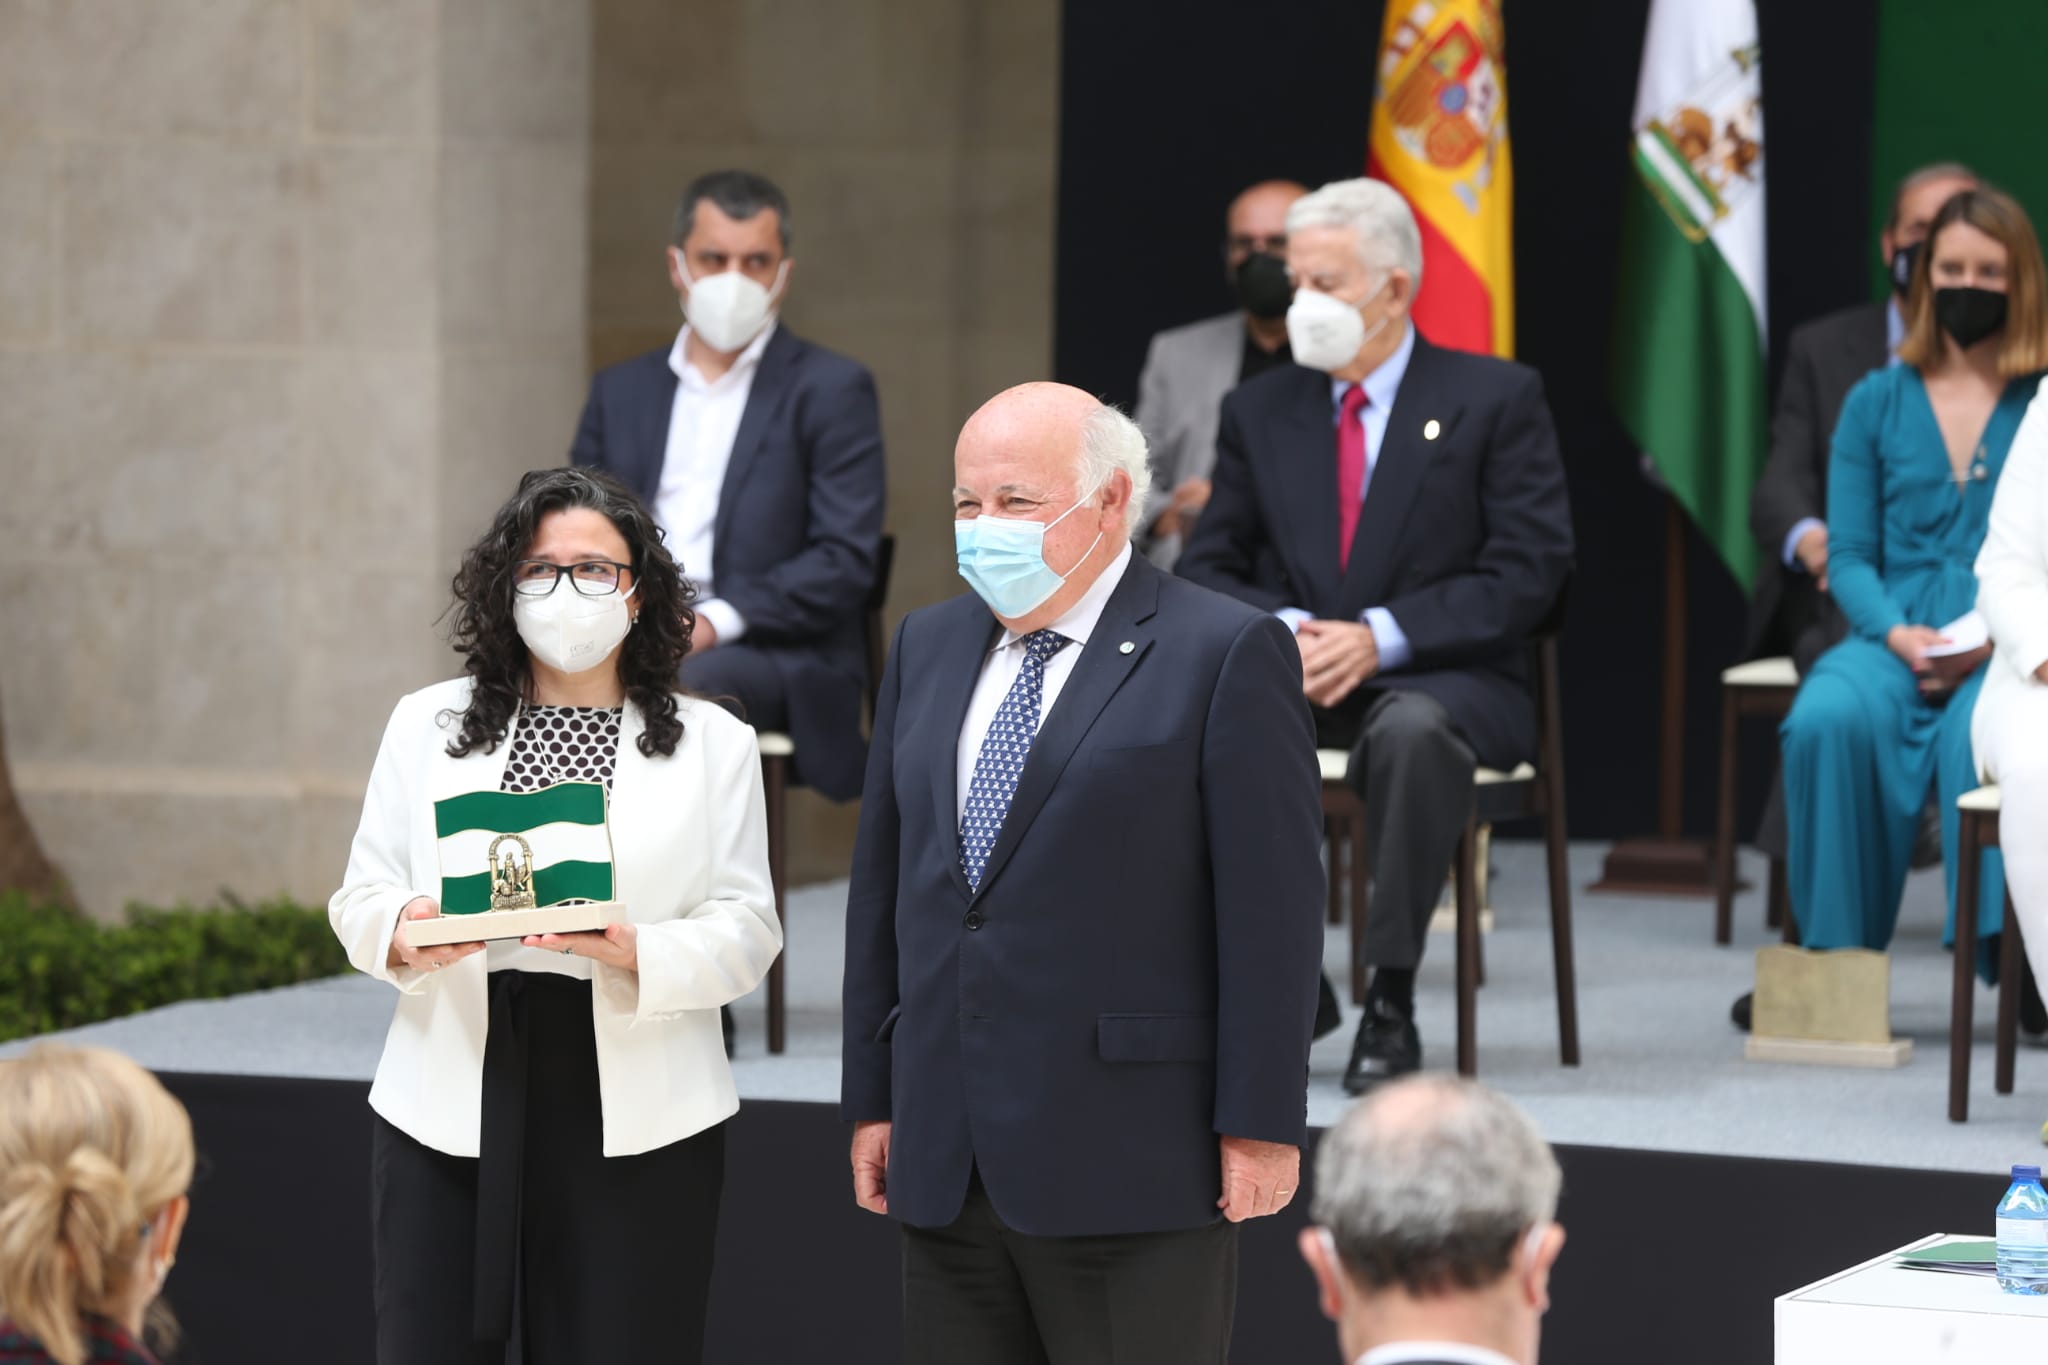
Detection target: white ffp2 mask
<box><xmin>1286</xmin><ymin>276</ymin><xmax>1389</xmax><ymax>372</ymax></box>
<box><xmin>514</xmin><ymin>581</ymin><xmax>635</xmax><ymax>674</ymax></box>
<box><xmin>675</xmin><ymin>252</ymin><xmax>788</xmax><ymax>352</ymax></box>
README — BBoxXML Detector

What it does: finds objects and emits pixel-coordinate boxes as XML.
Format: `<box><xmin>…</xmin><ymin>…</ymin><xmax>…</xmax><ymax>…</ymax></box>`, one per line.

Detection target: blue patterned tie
<box><xmin>959</xmin><ymin>629</ymin><xmax>1072</xmax><ymax>892</ymax></box>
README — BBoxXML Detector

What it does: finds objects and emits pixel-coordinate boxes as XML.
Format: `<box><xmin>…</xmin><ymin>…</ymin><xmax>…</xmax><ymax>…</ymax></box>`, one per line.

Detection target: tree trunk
<box><xmin>0</xmin><ymin>683</ymin><xmax>66</xmax><ymax>903</ymax></box>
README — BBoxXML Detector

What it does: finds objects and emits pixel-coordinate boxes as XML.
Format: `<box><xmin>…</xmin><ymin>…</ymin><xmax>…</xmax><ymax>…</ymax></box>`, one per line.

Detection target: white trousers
<box><xmin>1976</xmin><ymin>675</ymin><xmax>2048</xmax><ymax>992</ymax></box>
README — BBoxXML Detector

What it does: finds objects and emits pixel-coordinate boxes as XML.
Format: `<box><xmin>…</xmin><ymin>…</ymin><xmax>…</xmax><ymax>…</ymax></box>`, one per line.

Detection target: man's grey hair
<box><xmin>1312</xmin><ymin>1076</ymin><xmax>1560</xmax><ymax>1296</ymax></box>
<box><xmin>672</xmin><ymin>169</ymin><xmax>793</xmax><ymax>251</ymax></box>
<box><xmin>1887</xmin><ymin>161</ymin><xmax>1979</xmax><ymax>230</ymax></box>
<box><xmin>1287</xmin><ymin>178</ymin><xmax>1424</xmax><ymax>288</ymax></box>
<box><xmin>1076</xmin><ymin>404</ymin><xmax>1153</xmax><ymax>537</ymax></box>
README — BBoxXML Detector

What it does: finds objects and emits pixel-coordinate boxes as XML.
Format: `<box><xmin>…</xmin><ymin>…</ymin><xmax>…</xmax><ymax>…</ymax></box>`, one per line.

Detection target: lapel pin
<box><xmin>1119</xmin><ymin>641</ymin><xmax>1135</xmax><ymax>655</ymax></box>
<box><xmin>1423</xmin><ymin>419</ymin><xmax>1442</xmax><ymax>441</ymax></box>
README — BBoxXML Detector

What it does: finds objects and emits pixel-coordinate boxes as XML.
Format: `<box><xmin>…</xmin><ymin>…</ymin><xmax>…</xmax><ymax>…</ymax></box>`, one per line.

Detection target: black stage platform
<box><xmin>158</xmin><ymin>1071</ymin><xmax>1992</xmax><ymax>1364</ymax></box>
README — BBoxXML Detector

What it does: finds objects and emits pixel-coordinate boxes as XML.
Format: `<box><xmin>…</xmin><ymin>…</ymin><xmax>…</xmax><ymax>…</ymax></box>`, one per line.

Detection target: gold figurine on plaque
<box><xmin>488</xmin><ymin>833</ymin><xmax>538</xmax><ymax>911</ymax></box>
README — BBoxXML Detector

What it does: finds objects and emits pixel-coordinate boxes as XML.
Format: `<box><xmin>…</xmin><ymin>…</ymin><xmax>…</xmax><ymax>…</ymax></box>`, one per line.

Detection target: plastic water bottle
<box><xmin>1996</xmin><ymin>1163</ymin><xmax>2048</xmax><ymax>1294</ymax></box>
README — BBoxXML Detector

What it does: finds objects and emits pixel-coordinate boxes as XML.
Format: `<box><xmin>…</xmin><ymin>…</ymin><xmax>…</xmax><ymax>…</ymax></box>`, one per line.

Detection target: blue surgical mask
<box><xmin>955</xmin><ymin>489</ymin><xmax>1103</xmax><ymax>619</ymax></box>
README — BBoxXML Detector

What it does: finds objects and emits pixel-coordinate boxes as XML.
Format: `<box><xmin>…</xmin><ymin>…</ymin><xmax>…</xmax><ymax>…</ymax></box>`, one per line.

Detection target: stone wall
<box><xmin>0</xmin><ymin>0</ymin><xmax>1059</xmax><ymax>908</ymax></box>
<box><xmin>0</xmin><ymin>0</ymin><xmax>593</xmax><ymax>914</ymax></box>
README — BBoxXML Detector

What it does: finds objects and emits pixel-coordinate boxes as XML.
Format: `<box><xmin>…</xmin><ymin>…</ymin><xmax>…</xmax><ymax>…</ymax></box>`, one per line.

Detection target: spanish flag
<box><xmin>1367</xmin><ymin>0</ymin><xmax>1514</xmax><ymax>357</ymax></box>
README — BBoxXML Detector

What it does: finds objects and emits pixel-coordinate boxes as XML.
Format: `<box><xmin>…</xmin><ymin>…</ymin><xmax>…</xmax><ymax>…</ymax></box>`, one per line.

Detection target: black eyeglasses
<box><xmin>1225</xmin><ymin>233</ymin><xmax>1289</xmax><ymax>258</ymax></box>
<box><xmin>512</xmin><ymin>560</ymin><xmax>634</xmax><ymax>596</ymax></box>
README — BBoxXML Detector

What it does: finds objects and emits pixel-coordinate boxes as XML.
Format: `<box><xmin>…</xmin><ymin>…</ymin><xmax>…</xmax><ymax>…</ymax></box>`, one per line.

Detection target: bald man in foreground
<box><xmin>1136</xmin><ymin>178</ymin><xmax>1309</xmax><ymax>569</ymax></box>
<box><xmin>841</xmin><ymin>384</ymin><xmax>1326</xmax><ymax>1363</ymax></box>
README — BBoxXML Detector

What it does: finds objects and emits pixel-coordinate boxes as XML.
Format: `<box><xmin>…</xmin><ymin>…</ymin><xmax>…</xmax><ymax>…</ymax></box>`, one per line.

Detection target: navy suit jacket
<box><xmin>1177</xmin><ymin>336</ymin><xmax>1573</xmax><ymax>767</ymax></box>
<box><xmin>840</xmin><ymin>554</ymin><xmax>1326</xmax><ymax>1237</ymax></box>
<box><xmin>569</xmin><ymin>325</ymin><xmax>885</xmax><ymax>799</ymax></box>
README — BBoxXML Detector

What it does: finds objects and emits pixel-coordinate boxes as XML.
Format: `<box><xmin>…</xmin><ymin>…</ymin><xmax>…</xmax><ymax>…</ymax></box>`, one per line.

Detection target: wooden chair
<box><xmin>758</xmin><ymin>533</ymin><xmax>896</xmax><ymax>1054</ymax></box>
<box><xmin>1711</xmin><ymin>656</ymin><xmax>1799</xmax><ymax>945</ymax></box>
<box><xmin>1949</xmin><ymin>784</ymin><xmax>2024</xmax><ymax>1122</ymax></box>
<box><xmin>1320</xmin><ymin>598</ymin><xmax>1579</xmax><ymax>1077</ymax></box>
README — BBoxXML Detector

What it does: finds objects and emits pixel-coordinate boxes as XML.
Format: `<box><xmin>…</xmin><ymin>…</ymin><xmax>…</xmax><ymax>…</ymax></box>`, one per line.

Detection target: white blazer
<box><xmin>1975</xmin><ymin>376</ymin><xmax>2048</xmax><ymax>766</ymax></box>
<box><xmin>328</xmin><ymin>678</ymin><xmax>782</xmax><ymax>1158</ymax></box>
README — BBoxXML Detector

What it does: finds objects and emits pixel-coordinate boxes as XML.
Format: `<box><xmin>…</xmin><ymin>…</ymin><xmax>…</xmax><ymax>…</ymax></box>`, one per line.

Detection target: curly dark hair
<box><xmin>443</xmin><ymin>467</ymin><xmax>695</xmax><ymax>759</ymax></box>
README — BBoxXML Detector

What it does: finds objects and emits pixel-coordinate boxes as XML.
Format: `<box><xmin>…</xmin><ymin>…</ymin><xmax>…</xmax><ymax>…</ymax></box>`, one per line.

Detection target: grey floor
<box><xmin>9</xmin><ymin>840</ymin><xmax>2045</xmax><ymax>1176</ymax></box>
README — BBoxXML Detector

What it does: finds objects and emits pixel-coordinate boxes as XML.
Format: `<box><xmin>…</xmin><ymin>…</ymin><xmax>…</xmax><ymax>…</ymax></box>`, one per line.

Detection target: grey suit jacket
<box><xmin>1133</xmin><ymin>311</ymin><xmax>1249</xmax><ymax>568</ymax></box>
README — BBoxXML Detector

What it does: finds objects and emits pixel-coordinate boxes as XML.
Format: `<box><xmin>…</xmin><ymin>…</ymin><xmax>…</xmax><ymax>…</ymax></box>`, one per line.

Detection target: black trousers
<box><xmin>369</xmin><ymin>974</ymin><xmax>724</xmax><ymax>1365</ymax></box>
<box><xmin>1316</xmin><ymin>688</ymin><xmax>1477</xmax><ymax>971</ymax></box>
<box><xmin>680</xmin><ymin>643</ymin><xmax>790</xmax><ymax>732</ymax></box>
<box><xmin>901</xmin><ymin>1175</ymin><xmax>1239</xmax><ymax>1365</ymax></box>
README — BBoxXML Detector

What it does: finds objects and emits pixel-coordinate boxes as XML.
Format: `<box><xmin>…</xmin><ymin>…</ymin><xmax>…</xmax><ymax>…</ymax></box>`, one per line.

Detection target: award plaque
<box><xmin>406</xmin><ymin>781</ymin><xmax>626</xmax><ymax>947</ymax></box>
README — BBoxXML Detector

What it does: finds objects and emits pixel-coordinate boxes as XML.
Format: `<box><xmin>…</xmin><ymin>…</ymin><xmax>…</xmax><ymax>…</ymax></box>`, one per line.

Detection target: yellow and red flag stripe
<box><xmin>1366</xmin><ymin>0</ymin><xmax>1515</xmax><ymax>357</ymax></box>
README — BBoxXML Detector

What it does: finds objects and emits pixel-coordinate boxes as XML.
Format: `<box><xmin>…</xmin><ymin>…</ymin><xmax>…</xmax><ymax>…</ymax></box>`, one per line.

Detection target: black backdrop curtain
<box><xmin>1054</xmin><ymin>0</ymin><xmax>1879</xmax><ymax>839</ymax></box>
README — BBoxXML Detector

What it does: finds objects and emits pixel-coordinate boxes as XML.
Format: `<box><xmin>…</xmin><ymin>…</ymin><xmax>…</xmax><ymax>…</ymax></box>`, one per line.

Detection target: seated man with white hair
<box><xmin>1298</xmin><ymin>1075</ymin><xmax>1567</xmax><ymax>1365</ymax></box>
<box><xmin>1179</xmin><ymin>178</ymin><xmax>1573</xmax><ymax>1094</ymax></box>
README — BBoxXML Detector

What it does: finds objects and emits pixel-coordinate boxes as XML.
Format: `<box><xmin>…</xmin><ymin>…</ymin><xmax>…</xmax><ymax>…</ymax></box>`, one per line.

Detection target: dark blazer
<box><xmin>1745</xmin><ymin>300</ymin><xmax>1889</xmax><ymax>661</ymax></box>
<box><xmin>569</xmin><ymin>325</ymin><xmax>886</xmax><ymax>799</ymax></box>
<box><xmin>1176</xmin><ymin>336</ymin><xmax>1573</xmax><ymax>768</ymax></box>
<box><xmin>840</xmin><ymin>555</ymin><xmax>1326</xmax><ymax>1237</ymax></box>
<box><xmin>0</xmin><ymin>1317</ymin><xmax>156</xmax><ymax>1365</ymax></box>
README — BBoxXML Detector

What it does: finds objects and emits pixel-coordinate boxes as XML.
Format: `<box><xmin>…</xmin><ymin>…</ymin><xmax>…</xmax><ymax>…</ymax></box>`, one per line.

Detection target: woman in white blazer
<box><xmin>1976</xmin><ymin>375</ymin><xmax>2048</xmax><ymax>1138</ymax></box>
<box><xmin>329</xmin><ymin>467</ymin><xmax>780</xmax><ymax>1363</ymax></box>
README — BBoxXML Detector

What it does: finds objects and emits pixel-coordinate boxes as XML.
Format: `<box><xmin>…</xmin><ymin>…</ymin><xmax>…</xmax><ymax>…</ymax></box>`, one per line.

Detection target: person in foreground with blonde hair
<box><xmin>0</xmin><ymin>1047</ymin><xmax>193</xmax><ymax>1365</ymax></box>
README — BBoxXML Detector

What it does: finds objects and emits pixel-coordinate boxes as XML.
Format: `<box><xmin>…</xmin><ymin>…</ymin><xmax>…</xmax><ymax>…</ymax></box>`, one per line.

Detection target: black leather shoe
<box><xmin>2023</xmin><ymin>964</ymin><xmax>2047</xmax><ymax>1039</ymax></box>
<box><xmin>1731</xmin><ymin>992</ymin><xmax>1753</xmax><ymax>1033</ymax></box>
<box><xmin>721</xmin><ymin>1004</ymin><xmax>736</xmax><ymax>1058</ymax></box>
<box><xmin>1342</xmin><ymin>997</ymin><xmax>1420</xmax><ymax>1095</ymax></box>
<box><xmin>1313</xmin><ymin>974</ymin><xmax>1343</xmax><ymax>1042</ymax></box>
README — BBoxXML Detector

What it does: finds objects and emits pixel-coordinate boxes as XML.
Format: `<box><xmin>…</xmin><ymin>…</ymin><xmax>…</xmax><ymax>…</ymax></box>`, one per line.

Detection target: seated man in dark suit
<box><xmin>571</xmin><ymin>169</ymin><xmax>885</xmax><ymax>803</ymax></box>
<box><xmin>1179</xmin><ymin>177</ymin><xmax>1572</xmax><ymax>1095</ymax></box>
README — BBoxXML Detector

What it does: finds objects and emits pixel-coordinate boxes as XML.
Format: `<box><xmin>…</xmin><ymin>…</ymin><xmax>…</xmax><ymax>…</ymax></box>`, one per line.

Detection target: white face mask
<box><xmin>514</xmin><ymin>580</ymin><xmax>636</xmax><ymax>674</ymax></box>
<box><xmin>674</xmin><ymin>250</ymin><xmax>788</xmax><ymax>353</ymax></box>
<box><xmin>1286</xmin><ymin>274</ymin><xmax>1389</xmax><ymax>372</ymax></box>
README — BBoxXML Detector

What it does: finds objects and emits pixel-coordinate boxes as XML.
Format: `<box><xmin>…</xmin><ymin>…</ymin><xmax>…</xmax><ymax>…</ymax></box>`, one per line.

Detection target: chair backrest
<box><xmin>863</xmin><ymin>534</ymin><xmax>896</xmax><ymax>725</ymax></box>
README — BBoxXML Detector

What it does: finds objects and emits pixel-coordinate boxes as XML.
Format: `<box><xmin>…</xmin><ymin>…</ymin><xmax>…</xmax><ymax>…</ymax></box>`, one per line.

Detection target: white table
<box><xmin>1777</xmin><ymin>1233</ymin><xmax>2048</xmax><ymax>1361</ymax></box>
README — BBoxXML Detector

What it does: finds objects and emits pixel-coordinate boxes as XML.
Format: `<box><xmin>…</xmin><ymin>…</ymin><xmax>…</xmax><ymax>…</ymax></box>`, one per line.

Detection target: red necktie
<box><xmin>1336</xmin><ymin>385</ymin><xmax>1369</xmax><ymax>568</ymax></box>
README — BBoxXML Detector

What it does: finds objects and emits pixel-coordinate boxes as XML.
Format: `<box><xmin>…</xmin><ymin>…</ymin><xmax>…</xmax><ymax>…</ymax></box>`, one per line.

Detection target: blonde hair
<box><xmin>0</xmin><ymin>1048</ymin><xmax>193</xmax><ymax>1365</ymax></box>
<box><xmin>1897</xmin><ymin>186</ymin><xmax>2048</xmax><ymax>377</ymax></box>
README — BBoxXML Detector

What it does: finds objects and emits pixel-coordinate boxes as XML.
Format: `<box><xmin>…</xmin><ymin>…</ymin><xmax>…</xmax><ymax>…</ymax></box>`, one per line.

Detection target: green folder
<box><xmin>1897</xmin><ymin>1241</ymin><xmax>1999</xmax><ymax>1276</ymax></box>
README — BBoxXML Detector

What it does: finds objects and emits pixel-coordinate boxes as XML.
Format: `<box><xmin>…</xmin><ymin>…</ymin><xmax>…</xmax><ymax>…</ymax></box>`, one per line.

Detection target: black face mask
<box><xmin>1890</xmin><ymin>239</ymin><xmax>1921</xmax><ymax>298</ymax></box>
<box><xmin>1233</xmin><ymin>252</ymin><xmax>1293</xmax><ymax>320</ymax></box>
<box><xmin>1935</xmin><ymin>286</ymin><xmax>2008</xmax><ymax>349</ymax></box>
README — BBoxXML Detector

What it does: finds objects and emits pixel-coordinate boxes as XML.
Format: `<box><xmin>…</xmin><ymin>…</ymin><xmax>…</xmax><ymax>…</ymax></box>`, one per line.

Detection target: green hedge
<box><xmin>0</xmin><ymin>893</ymin><xmax>350</xmax><ymax>1045</ymax></box>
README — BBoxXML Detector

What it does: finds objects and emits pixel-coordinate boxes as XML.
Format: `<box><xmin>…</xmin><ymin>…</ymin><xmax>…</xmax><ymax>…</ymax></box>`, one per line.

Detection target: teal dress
<box><xmin>1781</xmin><ymin>364</ymin><xmax>2033</xmax><ymax>968</ymax></box>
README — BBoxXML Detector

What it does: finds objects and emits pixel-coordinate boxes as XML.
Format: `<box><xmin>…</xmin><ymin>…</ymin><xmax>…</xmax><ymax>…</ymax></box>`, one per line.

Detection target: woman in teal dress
<box><xmin>1784</xmin><ymin>186</ymin><xmax>2048</xmax><ymax>967</ymax></box>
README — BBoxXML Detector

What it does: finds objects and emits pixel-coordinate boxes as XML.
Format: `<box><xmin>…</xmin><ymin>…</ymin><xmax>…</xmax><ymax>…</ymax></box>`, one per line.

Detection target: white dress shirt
<box><xmin>1357</xmin><ymin>1342</ymin><xmax>1519</xmax><ymax>1365</ymax></box>
<box><xmin>655</xmin><ymin>321</ymin><xmax>777</xmax><ymax>643</ymax></box>
<box><xmin>955</xmin><ymin>543</ymin><xmax>1133</xmax><ymax>825</ymax></box>
<box><xmin>1278</xmin><ymin>322</ymin><xmax>1418</xmax><ymax>669</ymax></box>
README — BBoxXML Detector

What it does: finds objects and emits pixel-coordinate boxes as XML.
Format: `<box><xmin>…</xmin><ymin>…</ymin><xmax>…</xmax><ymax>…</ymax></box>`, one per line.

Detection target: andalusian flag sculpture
<box><xmin>407</xmin><ymin>781</ymin><xmax>625</xmax><ymax>946</ymax></box>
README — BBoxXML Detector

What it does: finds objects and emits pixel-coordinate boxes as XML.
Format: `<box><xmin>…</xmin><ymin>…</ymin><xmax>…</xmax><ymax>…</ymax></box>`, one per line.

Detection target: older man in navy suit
<box><xmin>571</xmin><ymin>169</ymin><xmax>885</xmax><ymax>803</ymax></box>
<box><xmin>1179</xmin><ymin>178</ymin><xmax>1573</xmax><ymax>1096</ymax></box>
<box><xmin>842</xmin><ymin>383</ymin><xmax>1325</xmax><ymax>1364</ymax></box>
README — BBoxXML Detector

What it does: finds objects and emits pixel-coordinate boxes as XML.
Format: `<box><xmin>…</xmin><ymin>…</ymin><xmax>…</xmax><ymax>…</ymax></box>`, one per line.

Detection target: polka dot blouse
<box><xmin>503</xmin><ymin>705</ymin><xmax>623</xmax><ymax>795</ymax></box>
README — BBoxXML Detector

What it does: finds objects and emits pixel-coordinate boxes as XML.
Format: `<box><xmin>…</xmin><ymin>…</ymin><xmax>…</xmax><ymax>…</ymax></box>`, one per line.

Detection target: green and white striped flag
<box><xmin>434</xmin><ymin>782</ymin><xmax>615</xmax><ymax>916</ymax></box>
<box><xmin>1612</xmin><ymin>0</ymin><xmax>1767</xmax><ymax>586</ymax></box>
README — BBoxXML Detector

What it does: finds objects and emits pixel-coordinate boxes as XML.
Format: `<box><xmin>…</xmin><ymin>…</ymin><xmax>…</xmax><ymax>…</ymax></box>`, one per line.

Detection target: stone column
<box><xmin>0</xmin><ymin>0</ymin><xmax>593</xmax><ymax>914</ymax></box>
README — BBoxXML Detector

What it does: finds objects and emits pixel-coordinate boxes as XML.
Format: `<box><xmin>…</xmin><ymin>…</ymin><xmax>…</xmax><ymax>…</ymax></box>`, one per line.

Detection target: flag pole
<box><xmin>1589</xmin><ymin>491</ymin><xmax>1721</xmax><ymax>896</ymax></box>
